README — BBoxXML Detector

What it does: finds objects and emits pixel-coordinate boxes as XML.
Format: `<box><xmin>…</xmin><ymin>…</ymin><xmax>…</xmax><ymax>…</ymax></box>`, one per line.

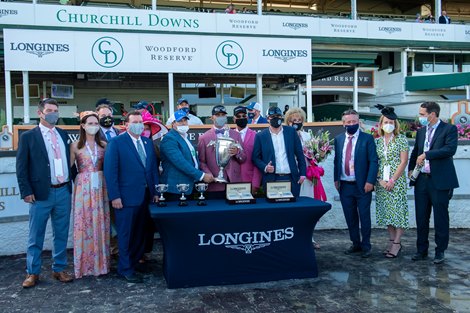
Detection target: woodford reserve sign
<box><xmin>312</xmin><ymin>71</ymin><xmax>374</xmax><ymax>88</ymax></box>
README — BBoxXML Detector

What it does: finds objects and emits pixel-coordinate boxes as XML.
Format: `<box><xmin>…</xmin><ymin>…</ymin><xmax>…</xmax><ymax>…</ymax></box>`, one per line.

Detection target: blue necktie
<box><xmin>105</xmin><ymin>130</ymin><xmax>112</xmax><ymax>141</ymax></box>
<box><xmin>215</xmin><ymin>129</ymin><xmax>225</xmax><ymax>135</ymax></box>
<box><xmin>136</xmin><ymin>139</ymin><xmax>146</xmax><ymax>166</ymax></box>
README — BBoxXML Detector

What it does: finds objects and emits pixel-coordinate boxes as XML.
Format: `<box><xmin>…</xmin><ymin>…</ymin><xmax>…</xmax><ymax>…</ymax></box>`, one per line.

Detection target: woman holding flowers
<box><xmin>374</xmin><ymin>105</ymin><xmax>409</xmax><ymax>258</ymax></box>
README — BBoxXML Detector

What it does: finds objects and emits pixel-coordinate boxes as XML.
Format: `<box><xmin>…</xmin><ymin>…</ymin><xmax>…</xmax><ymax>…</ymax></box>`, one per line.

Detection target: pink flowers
<box><xmin>456</xmin><ymin>124</ymin><xmax>470</xmax><ymax>140</ymax></box>
<box><xmin>303</xmin><ymin>130</ymin><xmax>333</xmax><ymax>164</ymax></box>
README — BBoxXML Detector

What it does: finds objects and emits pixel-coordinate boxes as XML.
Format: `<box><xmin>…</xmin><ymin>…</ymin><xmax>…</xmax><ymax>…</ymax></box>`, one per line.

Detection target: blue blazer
<box><xmin>104</xmin><ymin>132</ymin><xmax>159</xmax><ymax>207</ymax></box>
<box><xmin>249</xmin><ymin>116</ymin><xmax>268</xmax><ymax>124</ymax></box>
<box><xmin>333</xmin><ymin>131</ymin><xmax>378</xmax><ymax>194</ymax></box>
<box><xmin>409</xmin><ymin>121</ymin><xmax>459</xmax><ymax>190</ymax></box>
<box><xmin>252</xmin><ymin>125</ymin><xmax>306</xmax><ymax>185</ymax></box>
<box><xmin>159</xmin><ymin>129</ymin><xmax>204</xmax><ymax>194</ymax></box>
<box><xmin>16</xmin><ymin>126</ymin><xmax>71</xmax><ymax>201</ymax></box>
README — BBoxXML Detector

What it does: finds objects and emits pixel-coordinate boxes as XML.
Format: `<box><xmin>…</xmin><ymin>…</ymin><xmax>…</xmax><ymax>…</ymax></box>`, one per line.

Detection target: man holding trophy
<box><xmin>197</xmin><ymin>105</ymin><xmax>246</xmax><ymax>198</ymax></box>
<box><xmin>160</xmin><ymin>110</ymin><xmax>215</xmax><ymax>202</ymax></box>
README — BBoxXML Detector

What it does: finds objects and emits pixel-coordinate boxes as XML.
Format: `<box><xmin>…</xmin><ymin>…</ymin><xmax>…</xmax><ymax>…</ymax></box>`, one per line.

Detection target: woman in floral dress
<box><xmin>70</xmin><ymin>111</ymin><xmax>110</xmax><ymax>278</ymax></box>
<box><xmin>375</xmin><ymin>106</ymin><xmax>409</xmax><ymax>258</ymax></box>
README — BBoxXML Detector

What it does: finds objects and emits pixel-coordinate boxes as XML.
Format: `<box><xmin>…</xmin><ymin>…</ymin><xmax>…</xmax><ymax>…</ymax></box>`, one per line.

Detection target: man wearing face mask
<box><xmin>233</xmin><ymin>106</ymin><xmax>262</xmax><ymax>194</ymax></box>
<box><xmin>104</xmin><ymin>111</ymin><xmax>159</xmax><ymax>283</ymax></box>
<box><xmin>252</xmin><ymin>107</ymin><xmax>306</xmax><ymax>197</ymax></box>
<box><xmin>333</xmin><ymin>109</ymin><xmax>378</xmax><ymax>258</ymax></box>
<box><xmin>246</xmin><ymin>102</ymin><xmax>268</xmax><ymax>124</ymax></box>
<box><xmin>197</xmin><ymin>105</ymin><xmax>246</xmax><ymax>197</ymax></box>
<box><xmin>16</xmin><ymin>98</ymin><xmax>73</xmax><ymax>288</ymax></box>
<box><xmin>96</xmin><ymin>103</ymin><xmax>120</xmax><ymax>142</ymax></box>
<box><xmin>166</xmin><ymin>98</ymin><xmax>204</xmax><ymax>125</ymax></box>
<box><xmin>409</xmin><ymin>102</ymin><xmax>459</xmax><ymax>264</ymax></box>
<box><xmin>160</xmin><ymin>110</ymin><xmax>215</xmax><ymax>200</ymax></box>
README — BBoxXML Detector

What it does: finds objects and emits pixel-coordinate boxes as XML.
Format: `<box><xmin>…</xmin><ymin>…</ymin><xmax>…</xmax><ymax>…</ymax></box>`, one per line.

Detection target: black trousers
<box><xmin>414</xmin><ymin>174</ymin><xmax>451</xmax><ymax>254</ymax></box>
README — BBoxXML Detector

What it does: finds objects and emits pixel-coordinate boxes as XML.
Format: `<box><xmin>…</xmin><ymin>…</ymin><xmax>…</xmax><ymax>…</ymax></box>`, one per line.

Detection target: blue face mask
<box><xmin>128</xmin><ymin>122</ymin><xmax>144</xmax><ymax>136</ymax></box>
<box><xmin>345</xmin><ymin>123</ymin><xmax>359</xmax><ymax>135</ymax></box>
<box><xmin>419</xmin><ymin>116</ymin><xmax>430</xmax><ymax>126</ymax></box>
<box><xmin>181</xmin><ymin>107</ymin><xmax>190</xmax><ymax>114</ymax></box>
<box><xmin>248</xmin><ymin>112</ymin><xmax>255</xmax><ymax>119</ymax></box>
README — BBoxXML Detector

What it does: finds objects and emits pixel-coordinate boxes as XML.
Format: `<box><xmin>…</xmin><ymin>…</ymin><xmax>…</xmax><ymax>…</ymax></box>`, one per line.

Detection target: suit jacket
<box><xmin>239</xmin><ymin>128</ymin><xmax>262</xmax><ymax>190</ymax></box>
<box><xmin>409</xmin><ymin>121</ymin><xmax>459</xmax><ymax>190</ymax></box>
<box><xmin>197</xmin><ymin>128</ymin><xmax>246</xmax><ymax>192</ymax></box>
<box><xmin>104</xmin><ymin>132</ymin><xmax>159</xmax><ymax>207</ymax></box>
<box><xmin>438</xmin><ymin>15</ymin><xmax>451</xmax><ymax>24</ymax></box>
<box><xmin>250</xmin><ymin>116</ymin><xmax>268</xmax><ymax>124</ymax></box>
<box><xmin>99</xmin><ymin>126</ymin><xmax>121</xmax><ymax>143</ymax></box>
<box><xmin>333</xmin><ymin>131</ymin><xmax>378</xmax><ymax>194</ymax></box>
<box><xmin>16</xmin><ymin>126</ymin><xmax>71</xmax><ymax>201</ymax></box>
<box><xmin>160</xmin><ymin>129</ymin><xmax>205</xmax><ymax>194</ymax></box>
<box><xmin>252</xmin><ymin>126</ymin><xmax>306</xmax><ymax>186</ymax></box>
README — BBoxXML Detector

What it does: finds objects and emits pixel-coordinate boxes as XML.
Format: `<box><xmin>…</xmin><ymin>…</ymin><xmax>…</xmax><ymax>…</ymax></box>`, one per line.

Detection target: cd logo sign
<box><xmin>92</xmin><ymin>37</ymin><xmax>124</xmax><ymax>68</ymax></box>
<box><xmin>216</xmin><ymin>40</ymin><xmax>244</xmax><ymax>70</ymax></box>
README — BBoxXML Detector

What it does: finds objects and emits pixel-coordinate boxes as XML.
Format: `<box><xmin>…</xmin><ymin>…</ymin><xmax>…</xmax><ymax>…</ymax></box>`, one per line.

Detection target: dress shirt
<box><xmin>237</xmin><ymin>127</ymin><xmax>248</xmax><ymax>142</ymax></box>
<box><xmin>340</xmin><ymin>130</ymin><xmax>359</xmax><ymax>181</ymax></box>
<box><xmin>39</xmin><ymin>123</ymin><xmax>69</xmax><ymax>184</ymax></box>
<box><xmin>422</xmin><ymin>119</ymin><xmax>441</xmax><ymax>173</ymax></box>
<box><xmin>269</xmin><ymin>126</ymin><xmax>290</xmax><ymax>174</ymax></box>
<box><xmin>129</xmin><ymin>133</ymin><xmax>147</xmax><ymax>158</ymax></box>
<box><xmin>100</xmin><ymin>126</ymin><xmax>117</xmax><ymax>139</ymax></box>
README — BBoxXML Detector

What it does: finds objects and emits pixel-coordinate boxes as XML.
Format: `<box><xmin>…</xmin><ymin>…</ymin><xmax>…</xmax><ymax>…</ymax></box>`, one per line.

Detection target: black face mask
<box><xmin>292</xmin><ymin>122</ymin><xmax>303</xmax><ymax>131</ymax></box>
<box><xmin>235</xmin><ymin>118</ymin><xmax>248</xmax><ymax>129</ymax></box>
<box><xmin>269</xmin><ymin>117</ymin><xmax>282</xmax><ymax>128</ymax></box>
<box><xmin>248</xmin><ymin>112</ymin><xmax>255</xmax><ymax>119</ymax></box>
<box><xmin>99</xmin><ymin>116</ymin><xmax>114</xmax><ymax>128</ymax></box>
<box><xmin>345</xmin><ymin>123</ymin><xmax>359</xmax><ymax>135</ymax></box>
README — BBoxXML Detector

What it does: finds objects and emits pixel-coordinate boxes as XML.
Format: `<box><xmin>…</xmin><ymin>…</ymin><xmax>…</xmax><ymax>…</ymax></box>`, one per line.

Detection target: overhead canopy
<box><xmin>406</xmin><ymin>72</ymin><xmax>470</xmax><ymax>91</ymax></box>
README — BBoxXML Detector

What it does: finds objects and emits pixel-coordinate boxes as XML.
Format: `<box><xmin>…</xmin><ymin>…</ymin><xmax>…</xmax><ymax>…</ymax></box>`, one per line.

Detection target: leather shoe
<box><xmin>344</xmin><ymin>245</ymin><xmax>362</xmax><ymax>255</ymax></box>
<box><xmin>122</xmin><ymin>273</ymin><xmax>143</xmax><ymax>283</ymax></box>
<box><xmin>52</xmin><ymin>271</ymin><xmax>74</xmax><ymax>283</ymax></box>
<box><xmin>22</xmin><ymin>274</ymin><xmax>39</xmax><ymax>288</ymax></box>
<box><xmin>411</xmin><ymin>252</ymin><xmax>428</xmax><ymax>261</ymax></box>
<box><xmin>433</xmin><ymin>252</ymin><xmax>445</xmax><ymax>264</ymax></box>
<box><xmin>361</xmin><ymin>250</ymin><xmax>371</xmax><ymax>258</ymax></box>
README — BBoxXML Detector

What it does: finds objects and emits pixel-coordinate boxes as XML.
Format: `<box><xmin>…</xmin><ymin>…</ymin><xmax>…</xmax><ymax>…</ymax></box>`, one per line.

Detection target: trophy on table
<box><xmin>207</xmin><ymin>133</ymin><xmax>243</xmax><ymax>183</ymax></box>
<box><xmin>176</xmin><ymin>183</ymin><xmax>190</xmax><ymax>206</ymax></box>
<box><xmin>195</xmin><ymin>183</ymin><xmax>208</xmax><ymax>206</ymax></box>
<box><xmin>155</xmin><ymin>184</ymin><xmax>168</xmax><ymax>207</ymax></box>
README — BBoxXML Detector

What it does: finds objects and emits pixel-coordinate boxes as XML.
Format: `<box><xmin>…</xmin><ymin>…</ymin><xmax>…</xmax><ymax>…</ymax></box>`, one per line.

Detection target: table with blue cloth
<box><xmin>150</xmin><ymin>197</ymin><xmax>331</xmax><ymax>289</ymax></box>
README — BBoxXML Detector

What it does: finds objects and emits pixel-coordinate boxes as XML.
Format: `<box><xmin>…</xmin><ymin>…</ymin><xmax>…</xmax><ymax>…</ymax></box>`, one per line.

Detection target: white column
<box><xmin>22</xmin><ymin>71</ymin><xmax>30</xmax><ymax>124</ymax></box>
<box><xmin>401</xmin><ymin>50</ymin><xmax>408</xmax><ymax>100</ymax></box>
<box><xmin>257</xmin><ymin>0</ymin><xmax>262</xmax><ymax>16</ymax></box>
<box><xmin>168</xmin><ymin>73</ymin><xmax>174</xmax><ymax>121</ymax></box>
<box><xmin>256</xmin><ymin>74</ymin><xmax>263</xmax><ymax>115</ymax></box>
<box><xmin>220</xmin><ymin>83</ymin><xmax>224</xmax><ymax>105</ymax></box>
<box><xmin>351</xmin><ymin>0</ymin><xmax>357</xmax><ymax>20</ymax></box>
<box><xmin>152</xmin><ymin>0</ymin><xmax>157</xmax><ymax>10</ymax></box>
<box><xmin>466</xmin><ymin>85</ymin><xmax>470</xmax><ymax>100</ymax></box>
<box><xmin>5</xmin><ymin>70</ymin><xmax>13</xmax><ymax>131</ymax></box>
<box><xmin>306</xmin><ymin>74</ymin><xmax>313</xmax><ymax>122</ymax></box>
<box><xmin>353</xmin><ymin>67</ymin><xmax>358</xmax><ymax>111</ymax></box>
<box><xmin>435</xmin><ymin>0</ymin><xmax>441</xmax><ymax>22</ymax></box>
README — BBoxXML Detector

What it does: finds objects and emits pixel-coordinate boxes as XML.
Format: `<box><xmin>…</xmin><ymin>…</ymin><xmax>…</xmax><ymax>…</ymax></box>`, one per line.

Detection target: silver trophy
<box><xmin>207</xmin><ymin>134</ymin><xmax>243</xmax><ymax>183</ymax></box>
<box><xmin>155</xmin><ymin>184</ymin><xmax>168</xmax><ymax>207</ymax></box>
<box><xmin>195</xmin><ymin>183</ymin><xmax>208</xmax><ymax>206</ymax></box>
<box><xmin>176</xmin><ymin>183</ymin><xmax>190</xmax><ymax>206</ymax></box>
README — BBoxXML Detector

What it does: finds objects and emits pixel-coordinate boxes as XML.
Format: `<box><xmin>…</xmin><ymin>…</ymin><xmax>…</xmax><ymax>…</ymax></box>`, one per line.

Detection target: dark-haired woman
<box><xmin>70</xmin><ymin>111</ymin><xmax>110</xmax><ymax>278</ymax></box>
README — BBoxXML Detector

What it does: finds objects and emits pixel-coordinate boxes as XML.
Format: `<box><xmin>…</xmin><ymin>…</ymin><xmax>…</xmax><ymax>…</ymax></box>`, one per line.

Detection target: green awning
<box><xmin>313</xmin><ymin>52</ymin><xmax>377</xmax><ymax>64</ymax></box>
<box><xmin>406</xmin><ymin>72</ymin><xmax>470</xmax><ymax>91</ymax></box>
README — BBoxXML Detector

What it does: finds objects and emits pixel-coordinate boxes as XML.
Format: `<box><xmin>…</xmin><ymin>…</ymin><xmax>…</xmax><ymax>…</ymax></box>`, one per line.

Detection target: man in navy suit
<box><xmin>247</xmin><ymin>102</ymin><xmax>268</xmax><ymax>124</ymax></box>
<box><xmin>409</xmin><ymin>102</ymin><xmax>459</xmax><ymax>264</ymax></box>
<box><xmin>104</xmin><ymin>111</ymin><xmax>159</xmax><ymax>283</ymax></box>
<box><xmin>252</xmin><ymin>106</ymin><xmax>306</xmax><ymax>197</ymax></box>
<box><xmin>16</xmin><ymin>98</ymin><xmax>74</xmax><ymax>288</ymax></box>
<box><xmin>96</xmin><ymin>102</ymin><xmax>120</xmax><ymax>142</ymax></box>
<box><xmin>160</xmin><ymin>110</ymin><xmax>214</xmax><ymax>200</ymax></box>
<box><xmin>334</xmin><ymin>109</ymin><xmax>378</xmax><ymax>258</ymax></box>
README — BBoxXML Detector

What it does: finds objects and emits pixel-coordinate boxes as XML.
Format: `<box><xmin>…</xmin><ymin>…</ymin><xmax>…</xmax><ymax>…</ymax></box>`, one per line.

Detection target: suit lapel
<box><xmin>34</xmin><ymin>127</ymin><xmax>49</xmax><ymax>161</ymax></box>
<box><xmin>124</xmin><ymin>132</ymin><xmax>145</xmax><ymax>168</ymax></box>
<box><xmin>429</xmin><ymin>121</ymin><xmax>444</xmax><ymax>149</ymax></box>
<box><xmin>337</xmin><ymin>133</ymin><xmax>346</xmax><ymax>165</ymax></box>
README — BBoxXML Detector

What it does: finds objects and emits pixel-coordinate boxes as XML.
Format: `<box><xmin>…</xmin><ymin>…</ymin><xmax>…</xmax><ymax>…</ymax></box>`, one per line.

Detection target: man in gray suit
<box><xmin>160</xmin><ymin>110</ymin><xmax>214</xmax><ymax>200</ymax></box>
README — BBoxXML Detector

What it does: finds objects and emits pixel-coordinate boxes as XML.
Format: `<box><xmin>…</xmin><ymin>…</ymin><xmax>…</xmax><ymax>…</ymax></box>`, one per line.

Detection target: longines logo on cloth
<box><xmin>9</xmin><ymin>42</ymin><xmax>69</xmax><ymax>58</ymax></box>
<box><xmin>92</xmin><ymin>37</ymin><xmax>124</xmax><ymax>68</ymax></box>
<box><xmin>198</xmin><ymin>227</ymin><xmax>294</xmax><ymax>254</ymax></box>
<box><xmin>262</xmin><ymin>49</ymin><xmax>308</xmax><ymax>63</ymax></box>
<box><xmin>216</xmin><ymin>40</ymin><xmax>244</xmax><ymax>70</ymax></box>
<box><xmin>0</xmin><ymin>9</ymin><xmax>18</xmax><ymax>18</ymax></box>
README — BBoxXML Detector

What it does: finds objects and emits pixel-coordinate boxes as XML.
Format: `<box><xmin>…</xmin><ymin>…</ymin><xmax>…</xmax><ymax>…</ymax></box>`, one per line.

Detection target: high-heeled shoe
<box><xmin>385</xmin><ymin>242</ymin><xmax>402</xmax><ymax>258</ymax></box>
<box><xmin>383</xmin><ymin>239</ymin><xmax>394</xmax><ymax>255</ymax></box>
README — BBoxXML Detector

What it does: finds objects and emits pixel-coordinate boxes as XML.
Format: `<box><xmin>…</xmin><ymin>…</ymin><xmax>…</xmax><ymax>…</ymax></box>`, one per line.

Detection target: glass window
<box><xmin>463</xmin><ymin>55</ymin><xmax>470</xmax><ymax>73</ymax></box>
<box><xmin>414</xmin><ymin>53</ymin><xmax>433</xmax><ymax>72</ymax></box>
<box><xmin>434</xmin><ymin>54</ymin><xmax>454</xmax><ymax>73</ymax></box>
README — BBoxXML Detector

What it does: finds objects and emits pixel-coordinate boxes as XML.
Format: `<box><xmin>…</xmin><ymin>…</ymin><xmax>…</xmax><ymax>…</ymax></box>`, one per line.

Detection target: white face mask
<box><xmin>85</xmin><ymin>125</ymin><xmax>100</xmax><ymax>135</ymax></box>
<box><xmin>382</xmin><ymin>124</ymin><xmax>395</xmax><ymax>134</ymax></box>
<box><xmin>176</xmin><ymin>125</ymin><xmax>189</xmax><ymax>134</ymax></box>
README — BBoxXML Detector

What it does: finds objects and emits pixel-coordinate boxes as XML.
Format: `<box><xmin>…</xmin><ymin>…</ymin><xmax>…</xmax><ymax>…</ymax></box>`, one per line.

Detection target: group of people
<box><xmin>415</xmin><ymin>10</ymin><xmax>452</xmax><ymax>24</ymax></box>
<box><xmin>334</xmin><ymin>102</ymin><xmax>458</xmax><ymax>264</ymax></box>
<box><xmin>16</xmin><ymin>97</ymin><xmax>458</xmax><ymax>288</ymax></box>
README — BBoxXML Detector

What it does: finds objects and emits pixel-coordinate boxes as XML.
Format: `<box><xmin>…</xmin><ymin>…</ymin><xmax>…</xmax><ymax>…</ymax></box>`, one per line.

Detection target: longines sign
<box><xmin>3</xmin><ymin>29</ymin><xmax>312</xmax><ymax>74</ymax></box>
<box><xmin>0</xmin><ymin>2</ymin><xmax>469</xmax><ymax>43</ymax></box>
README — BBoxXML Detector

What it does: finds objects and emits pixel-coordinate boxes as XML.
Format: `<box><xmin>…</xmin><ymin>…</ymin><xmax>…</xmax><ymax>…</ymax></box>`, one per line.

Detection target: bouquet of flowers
<box><xmin>302</xmin><ymin>129</ymin><xmax>333</xmax><ymax>201</ymax></box>
<box><xmin>457</xmin><ymin>124</ymin><xmax>470</xmax><ymax>140</ymax></box>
